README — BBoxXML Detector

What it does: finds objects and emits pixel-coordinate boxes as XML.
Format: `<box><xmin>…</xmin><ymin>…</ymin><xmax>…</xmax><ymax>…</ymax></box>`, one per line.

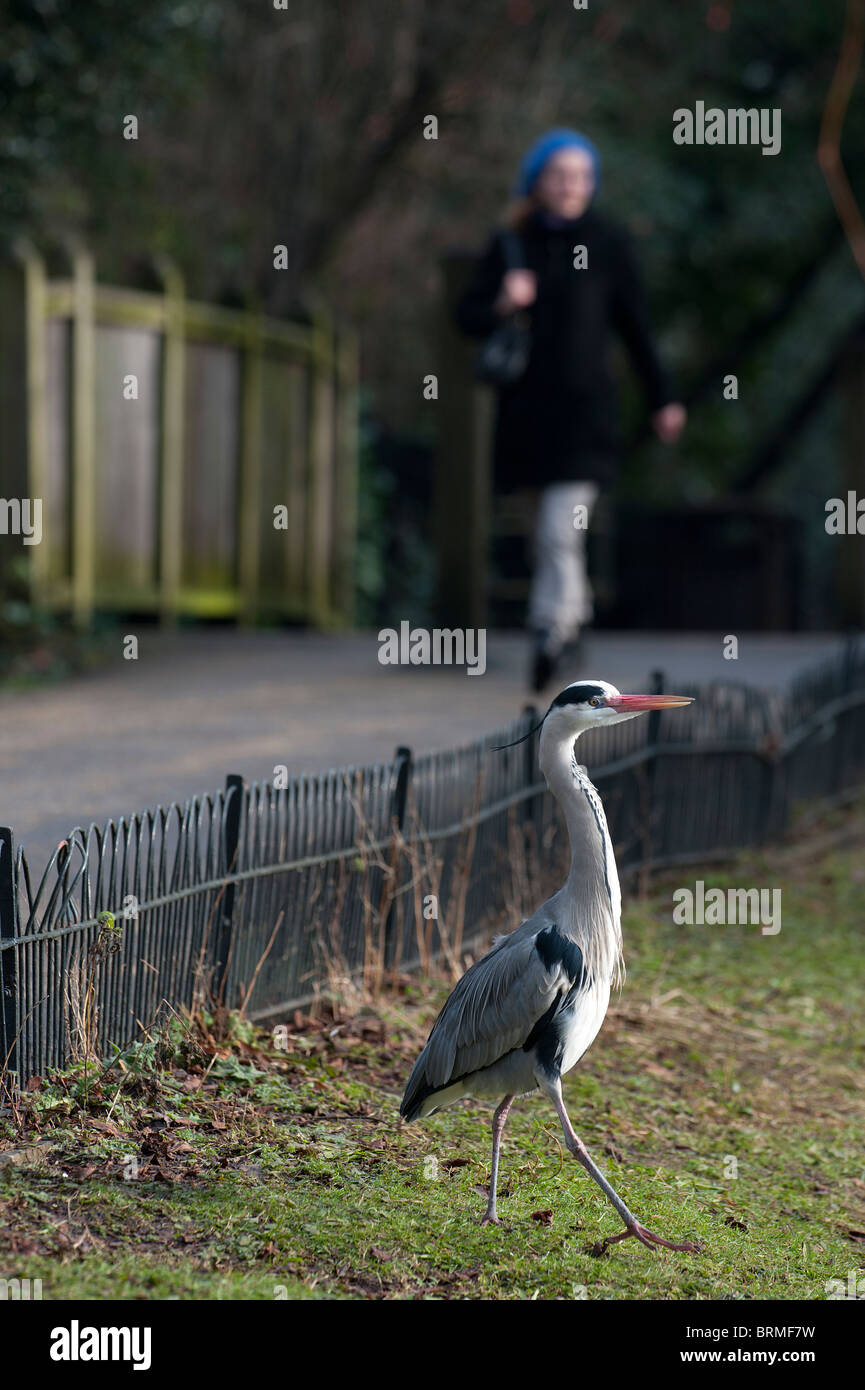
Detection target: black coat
<box><xmin>456</xmin><ymin>208</ymin><xmax>674</xmax><ymax>492</ymax></box>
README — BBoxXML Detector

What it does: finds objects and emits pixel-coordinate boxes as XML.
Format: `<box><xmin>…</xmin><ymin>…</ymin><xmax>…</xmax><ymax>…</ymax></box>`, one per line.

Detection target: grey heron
<box><xmin>400</xmin><ymin>679</ymin><xmax>699</xmax><ymax>1253</ymax></box>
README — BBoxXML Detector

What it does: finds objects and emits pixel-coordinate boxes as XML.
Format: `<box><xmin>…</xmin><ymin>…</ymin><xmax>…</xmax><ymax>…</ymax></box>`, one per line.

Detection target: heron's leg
<box><xmin>481</xmin><ymin>1093</ymin><xmax>515</xmax><ymax>1226</ymax></box>
<box><xmin>540</xmin><ymin>1076</ymin><xmax>699</xmax><ymax>1254</ymax></box>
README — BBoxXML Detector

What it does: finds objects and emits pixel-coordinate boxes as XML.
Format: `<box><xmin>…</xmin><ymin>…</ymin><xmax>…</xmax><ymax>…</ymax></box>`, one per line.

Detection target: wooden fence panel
<box><xmin>43</xmin><ymin>317</ymin><xmax>70</xmax><ymax>587</ymax></box>
<box><xmin>94</xmin><ymin>324</ymin><xmax>160</xmax><ymax>593</ymax></box>
<box><xmin>182</xmin><ymin>341</ymin><xmax>241</xmax><ymax>604</ymax></box>
<box><xmin>257</xmin><ymin>356</ymin><xmax>303</xmax><ymax>614</ymax></box>
<box><xmin>286</xmin><ymin>362</ymin><xmax>311</xmax><ymax>604</ymax></box>
<box><xmin>1</xmin><ymin>247</ymin><xmax>358</xmax><ymax>626</ymax></box>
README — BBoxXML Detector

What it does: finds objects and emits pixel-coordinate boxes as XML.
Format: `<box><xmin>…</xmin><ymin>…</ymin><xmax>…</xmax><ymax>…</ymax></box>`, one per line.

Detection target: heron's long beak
<box><xmin>606</xmin><ymin>693</ymin><xmax>693</xmax><ymax>711</ymax></box>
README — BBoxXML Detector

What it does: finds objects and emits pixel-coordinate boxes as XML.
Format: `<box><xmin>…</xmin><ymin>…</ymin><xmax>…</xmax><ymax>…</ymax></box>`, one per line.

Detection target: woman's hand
<box><xmin>652</xmin><ymin>402</ymin><xmax>686</xmax><ymax>444</ymax></box>
<box><xmin>495</xmin><ymin>269</ymin><xmax>537</xmax><ymax>316</ymax></box>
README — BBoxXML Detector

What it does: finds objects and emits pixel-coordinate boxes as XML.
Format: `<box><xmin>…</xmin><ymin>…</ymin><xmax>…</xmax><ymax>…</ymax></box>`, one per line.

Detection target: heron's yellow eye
<box><xmin>589</xmin><ymin>696</ymin><xmax>602</xmax><ymax>707</ymax></box>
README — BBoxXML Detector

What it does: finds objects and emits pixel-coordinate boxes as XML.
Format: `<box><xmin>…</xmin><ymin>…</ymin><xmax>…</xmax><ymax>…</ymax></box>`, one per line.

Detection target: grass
<box><xmin>1</xmin><ymin>800</ymin><xmax>864</xmax><ymax>1300</ymax></box>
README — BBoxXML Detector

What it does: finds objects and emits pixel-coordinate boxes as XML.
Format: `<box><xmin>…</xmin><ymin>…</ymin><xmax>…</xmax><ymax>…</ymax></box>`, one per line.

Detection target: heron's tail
<box><xmin>399</xmin><ymin>1052</ymin><xmax>431</xmax><ymax>1123</ymax></box>
<box><xmin>399</xmin><ymin>1096</ymin><xmax>423</xmax><ymax>1124</ymax></box>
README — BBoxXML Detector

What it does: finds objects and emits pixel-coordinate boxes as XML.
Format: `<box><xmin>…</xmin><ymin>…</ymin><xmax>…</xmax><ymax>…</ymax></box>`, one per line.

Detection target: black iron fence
<box><xmin>2</xmin><ymin>639</ymin><xmax>865</xmax><ymax>1086</ymax></box>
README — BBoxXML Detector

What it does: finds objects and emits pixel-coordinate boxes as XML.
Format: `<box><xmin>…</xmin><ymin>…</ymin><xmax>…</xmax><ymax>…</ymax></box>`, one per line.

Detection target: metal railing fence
<box><xmin>2</xmin><ymin>639</ymin><xmax>864</xmax><ymax>1086</ymax></box>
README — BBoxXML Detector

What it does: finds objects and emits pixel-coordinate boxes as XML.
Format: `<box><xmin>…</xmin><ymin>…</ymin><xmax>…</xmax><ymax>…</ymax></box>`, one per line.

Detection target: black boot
<box><xmin>530</xmin><ymin>633</ymin><xmax>560</xmax><ymax>693</ymax></box>
<box><xmin>562</xmin><ymin>630</ymin><xmax>587</xmax><ymax>674</ymax></box>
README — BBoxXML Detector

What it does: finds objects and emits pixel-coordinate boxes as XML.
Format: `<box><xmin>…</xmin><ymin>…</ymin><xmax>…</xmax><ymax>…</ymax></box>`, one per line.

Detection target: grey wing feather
<box><xmin>403</xmin><ymin>925</ymin><xmax>568</xmax><ymax>1102</ymax></box>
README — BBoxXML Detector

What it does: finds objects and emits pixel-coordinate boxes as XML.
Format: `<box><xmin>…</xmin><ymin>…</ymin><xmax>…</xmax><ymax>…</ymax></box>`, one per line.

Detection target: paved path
<box><xmin>0</xmin><ymin>628</ymin><xmax>842</xmax><ymax>874</ymax></box>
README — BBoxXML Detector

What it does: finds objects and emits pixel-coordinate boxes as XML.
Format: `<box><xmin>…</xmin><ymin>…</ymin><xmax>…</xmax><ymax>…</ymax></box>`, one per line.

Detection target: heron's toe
<box><xmin>589</xmin><ymin>1221</ymin><xmax>700</xmax><ymax>1256</ymax></box>
<box><xmin>634</xmin><ymin>1221</ymin><xmax>700</xmax><ymax>1253</ymax></box>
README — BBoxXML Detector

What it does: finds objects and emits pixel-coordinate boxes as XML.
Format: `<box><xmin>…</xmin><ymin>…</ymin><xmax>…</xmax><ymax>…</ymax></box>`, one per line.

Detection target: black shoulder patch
<box><xmin>523</xmin><ymin>926</ymin><xmax>591</xmax><ymax>1071</ymax></box>
<box><xmin>535</xmin><ymin>925</ymin><xmax>585</xmax><ymax>986</ymax></box>
<box><xmin>551</xmin><ymin>683</ymin><xmax>607</xmax><ymax>709</ymax></box>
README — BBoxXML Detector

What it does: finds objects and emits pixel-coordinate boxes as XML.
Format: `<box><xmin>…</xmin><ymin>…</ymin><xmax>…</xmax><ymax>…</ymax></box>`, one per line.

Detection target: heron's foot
<box><xmin>591</xmin><ymin>1220</ymin><xmax>700</xmax><ymax>1257</ymax></box>
<box><xmin>480</xmin><ymin>1211</ymin><xmax>502</xmax><ymax>1227</ymax></box>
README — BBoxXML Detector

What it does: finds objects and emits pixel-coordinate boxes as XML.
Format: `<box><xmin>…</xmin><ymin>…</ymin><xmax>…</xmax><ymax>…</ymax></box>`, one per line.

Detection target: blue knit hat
<box><xmin>516</xmin><ymin>128</ymin><xmax>601</xmax><ymax>198</ymax></box>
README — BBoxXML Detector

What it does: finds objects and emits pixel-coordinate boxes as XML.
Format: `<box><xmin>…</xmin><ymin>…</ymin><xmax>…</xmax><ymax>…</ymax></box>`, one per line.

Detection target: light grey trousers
<box><xmin>527</xmin><ymin>481</ymin><xmax>599</xmax><ymax>650</ymax></box>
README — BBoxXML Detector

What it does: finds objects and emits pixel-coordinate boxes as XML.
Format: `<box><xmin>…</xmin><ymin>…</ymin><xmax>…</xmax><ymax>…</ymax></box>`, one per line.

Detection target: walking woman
<box><xmin>456</xmin><ymin>129</ymin><xmax>685</xmax><ymax>691</ymax></box>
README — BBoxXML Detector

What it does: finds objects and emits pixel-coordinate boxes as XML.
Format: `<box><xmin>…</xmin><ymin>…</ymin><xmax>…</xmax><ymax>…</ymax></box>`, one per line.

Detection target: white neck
<box><xmin>539</xmin><ymin>721</ymin><xmax>624</xmax><ymax>985</ymax></box>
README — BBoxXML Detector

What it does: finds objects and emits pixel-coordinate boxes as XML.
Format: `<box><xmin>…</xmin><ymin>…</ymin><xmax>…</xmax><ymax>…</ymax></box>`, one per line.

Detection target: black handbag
<box><xmin>474</xmin><ymin>230</ymin><xmax>531</xmax><ymax>386</ymax></box>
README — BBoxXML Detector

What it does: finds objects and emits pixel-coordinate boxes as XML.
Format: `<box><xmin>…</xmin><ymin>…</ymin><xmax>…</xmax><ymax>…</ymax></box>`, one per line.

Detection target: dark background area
<box><xmin>2</xmin><ymin>0</ymin><xmax>864</xmax><ymax>631</ymax></box>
